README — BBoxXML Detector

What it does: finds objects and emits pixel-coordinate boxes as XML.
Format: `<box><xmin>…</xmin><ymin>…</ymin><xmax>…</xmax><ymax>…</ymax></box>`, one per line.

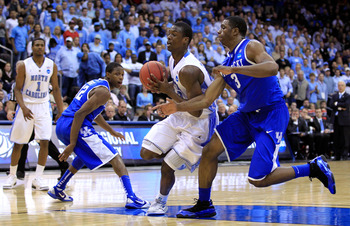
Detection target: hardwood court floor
<box><xmin>0</xmin><ymin>160</ymin><xmax>349</xmax><ymax>226</ymax></box>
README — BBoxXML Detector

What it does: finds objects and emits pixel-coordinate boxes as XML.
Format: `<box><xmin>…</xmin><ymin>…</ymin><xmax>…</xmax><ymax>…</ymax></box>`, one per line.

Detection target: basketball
<box><xmin>139</xmin><ymin>61</ymin><xmax>167</xmax><ymax>90</ymax></box>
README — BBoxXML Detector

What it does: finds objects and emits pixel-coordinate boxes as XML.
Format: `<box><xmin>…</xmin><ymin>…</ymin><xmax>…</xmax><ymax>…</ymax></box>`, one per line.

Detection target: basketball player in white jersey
<box><xmin>3</xmin><ymin>38</ymin><xmax>64</xmax><ymax>190</ymax></box>
<box><xmin>140</xmin><ymin>22</ymin><xmax>218</xmax><ymax>215</ymax></box>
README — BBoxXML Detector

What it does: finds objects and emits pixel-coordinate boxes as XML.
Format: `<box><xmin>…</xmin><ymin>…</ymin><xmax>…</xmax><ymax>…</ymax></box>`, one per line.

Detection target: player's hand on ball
<box><xmin>59</xmin><ymin>144</ymin><xmax>75</xmax><ymax>162</ymax></box>
<box><xmin>148</xmin><ymin>73</ymin><xmax>172</xmax><ymax>94</ymax></box>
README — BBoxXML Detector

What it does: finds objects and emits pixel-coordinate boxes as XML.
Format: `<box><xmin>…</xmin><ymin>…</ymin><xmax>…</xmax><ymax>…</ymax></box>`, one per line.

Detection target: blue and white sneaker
<box><xmin>47</xmin><ymin>186</ymin><xmax>73</xmax><ymax>202</ymax></box>
<box><xmin>176</xmin><ymin>199</ymin><xmax>216</xmax><ymax>218</ymax></box>
<box><xmin>309</xmin><ymin>155</ymin><xmax>336</xmax><ymax>194</ymax></box>
<box><xmin>125</xmin><ymin>195</ymin><xmax>150</xmax><ymax>209</ymax></box>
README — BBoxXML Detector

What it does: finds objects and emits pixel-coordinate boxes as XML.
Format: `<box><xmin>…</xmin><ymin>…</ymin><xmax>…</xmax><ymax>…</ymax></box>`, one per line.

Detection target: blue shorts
<box><xmin>215</xmin><ymin>102</ymin><xmax>289</xmax><ymax>180</ymax></box>
<box><xmin>56</xmin><ymin>116</ymin><xmax>118</xmax><ymax>170</ymax></box>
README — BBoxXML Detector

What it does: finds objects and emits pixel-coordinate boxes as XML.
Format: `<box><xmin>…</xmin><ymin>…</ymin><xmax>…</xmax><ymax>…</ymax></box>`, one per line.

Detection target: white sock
<box><xmin>10</xmin><ymin>165</ymin><xmax>18</xmax><ymax>176</ymax></box>
<box><xmin>156</xmin><ymin>193</ymin><xmax>168</xmax><ymax>203</ymax></box>
<box><xmin>35</xmin><ymin>164</ymin><xmax>45</xmax><ymax>178</ymax></box>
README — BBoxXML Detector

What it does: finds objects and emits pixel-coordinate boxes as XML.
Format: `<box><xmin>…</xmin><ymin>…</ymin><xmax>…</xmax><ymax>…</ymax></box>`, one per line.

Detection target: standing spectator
<box><xmin>293</xmin><ymin>70</ymin><xmax>309</xmax><ymax>108</ymax></box>
<box><xmin>155</xmin><ymin>44</ymin><xmax>167</xmax><ymax>65</ymax></box>
<box><xmin>115</xmin><ymin>100</ymin><xmax>130</xmax><ymax>121</ymax></box>
<box><xmin>77</xmin><ymin>51</ymin><xmax>106</xmax><ymax>86</ymax></box>
<box><xmin>80</xmin><ymin>8</ymin><xmax>92</xmax><ymax>30</ymax></box>
<box><xmin>333</xmin><ymin>69</ymin><xmax>344</xmax><ymax>92</ymax></box>
<box><xmin>75</xmin><ymin>19</ymin><xmax>88</xmax><ymax>47</ymax></box>
<box><xmin>5</xmin><ymin>10</ymin><xmax>18</xmax><ymax>45</ymax></box>
<box><xmin>301</xmin><ymin>58</ymin><xmax>312</xmax><ymax>80</ymax></box>
<box><xmin>278</xmin><ymin>68</ymin><xmax>293</xmax><ymax>104</ymax></box>
<box><xmin>276</xmin><ymin>49</ymin><xmax>291</xmax><ymax>70</ymax></box>
<box><xmin>123</xmin><ymin>54</ymin><xmax>143</xmax><ymax>107</ymax></box>
<box><xmin>52</xmin><ymin>25</ymin><xmax>64</xmax><ymax>47</ymax></box>
<box><xmin>88</xmin><ymin>34</ymin><xmax>104</xmax><ymax>54</ymax></box>
<box><xmin>11</xmin><ymin>16</ymin><xmax>28</xmax><ymax>70</ymax></box>
<box><xmin>323</xmin><ymin>68</ymin><xmax>335</xmax><ymax>95</ymax></box>
<box><xmin>63</xmin><ymin>20</ymin><xmax>79</xmax><ymax>43</ymax></box>
<box><xmin>55</xmin><ymin>36</ymin><xmax>80</xmax><ymax>98</ymax></box>
<box><xmin>329</xmin><ymin>81</ymin><xmax>350</xmax><ymax>160</ymax></box>
<box><xmin>44</xmin><ymin>9</ymin><xmax>64</xmax><ymax>34</ymax></box>
<box><xmin>118</xmin><ymin>22</ymin><xmax>136</xmax><ymax>48</ymax></box>
<box><xmin>138</xmin><ymin>41</ymin><xmax>157</xmax><ymax>64</ymax></box>
<box><xmin>316</xmin><ymin>73</ymin><xmax>328</xmax><ymax>105</ymax></box>
<box><xmin>308</xmin><ymin>73</ymin><xmax>318</xmax><ymax>105</ymax></box>
<box><xmin>88</xmin><ymin>22</ymin><xmax>108</xmax><ymax>49</ymax></box>
<box><xmin>343</xmin><ymin>67</ymin><xmax>350</xmax><ymax>94</ymax></box>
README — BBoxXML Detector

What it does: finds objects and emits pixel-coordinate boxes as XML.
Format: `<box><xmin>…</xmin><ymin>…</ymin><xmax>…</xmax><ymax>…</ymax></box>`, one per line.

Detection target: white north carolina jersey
<box><xmin>22</xmin><ymin>57</ymin><xmax>54</xmax><ymax>103</ymax></box>
<box><xmin>169</xmin><ymin>51</ymin><xmax>216</xmax><ymax>117</ymax></box>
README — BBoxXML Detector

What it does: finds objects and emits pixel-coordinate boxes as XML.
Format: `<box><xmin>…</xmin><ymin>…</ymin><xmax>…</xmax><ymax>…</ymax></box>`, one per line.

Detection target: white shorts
<box><xmin>142</xmin><ymin>111</ymin><xmax>217</xmax><ymax>172</ymax></box>
<box><xmin>10</xmin><ymin>102</ymin><xmax>52</xmax><ymax>144</ymax></box>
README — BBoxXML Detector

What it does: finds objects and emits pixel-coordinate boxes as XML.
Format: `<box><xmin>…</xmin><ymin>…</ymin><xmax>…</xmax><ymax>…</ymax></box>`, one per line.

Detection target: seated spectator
<box><xmin>103</xmin><ymin>104</ymin><xmax>118</xmax><ymax>121</ymax></box>
<box><xmin>287</xmin><ymin>108</ymin><xmax>309</xmax><ymax>160</ymax></box>
<box><xmin>114</xmin><ymin>100</ymin><xmax>131</xmax><ymax>121</ymax></box>
<box><xmin>227</xmin><ymin>104</ymin><xmax>238</xmax><ymax>115</ymax></box>
<box><xmin>313</xmin><ymin>108</ymin><xmax>332</xmax><ymax>157</ymax></box>
<box><xmin>0</xmin><ymin>101</ymin><xmax>7</xmax><ymax>120</ymax></box>
<box><xmin>136</xmin><ymin>86</ymin><xmax>153</xmax><ymax>115</ymax></box>
<box><xmin>117</xmin><ymin>85</ymin><xmax>132</xmax><ymax>108</ymax></box>
<box><xmin>137</xmin><ymin>104</ymin><xmax>155</xmax><ymax>121</ymax></box>
<box><xmin>217</xmin><ymin>103</ymin><xmax>228</xmax><ymax>121</ymax></box>
<box><xmin>300</xmin><ymin>107</ymin><xmax>316</xmax><ymax>159</ymax></box>
<box><xmin>1</xmin><ymin>62</ymin><xmax>15</xmax><ymax>93</ymax></box>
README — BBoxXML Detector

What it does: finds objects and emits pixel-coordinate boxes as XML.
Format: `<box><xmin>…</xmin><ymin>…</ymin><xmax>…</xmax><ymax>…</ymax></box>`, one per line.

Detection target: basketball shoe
<box><xmin>3</xmin><ymin>174</ymin><xmax>17</xmax><ymax>189</ymax></box>
<box><xmin>309</xmin><ymin>155</ymin><xmax>336</xmax><ymax>194</ymax></box>
<box><xmin>47</xmin><ymin>186</ymin><xmax>73</xmax><ymax>202</ymax></box>
<box><xmin>147</xmin><ymin>198</ymin><xmax>168</xmax><ymax>215</ymax></box>
<box><xmin>32</xmin><ymin>178</ymin><xmax>49</xmax><ymax>191</ymax></box>
<box><xmin>176</xmin><ymin>199</ymin><xmax>216</xmax><ymax>218</ymax></box>
<box><xmin>125</xmin><ymin>195</ymin><xmax>150</xmax><ymax>209</ymax></box>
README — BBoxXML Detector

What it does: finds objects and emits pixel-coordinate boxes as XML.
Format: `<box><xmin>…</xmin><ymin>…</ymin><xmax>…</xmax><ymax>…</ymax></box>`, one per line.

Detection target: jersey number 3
<box><xmin>230</xmin><ymin>73</ymin><xmax>241</xmax><ymax>89</ymax></box>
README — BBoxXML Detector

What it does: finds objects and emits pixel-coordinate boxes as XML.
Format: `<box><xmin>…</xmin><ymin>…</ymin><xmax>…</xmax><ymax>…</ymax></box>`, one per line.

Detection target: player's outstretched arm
<box><xmin>214</xmin><ymin>41</ymin><xmax>278</xmax><ymax>78</ymax></box>
<box><xmin>94</xmin><ymin>114</ymin><xmax>125</xmax><ymax>140</ymax></box>
<box><xmin>156</xmin><ymin>75</ymin><xmax>226</xmax><ymax>115</ymax></box>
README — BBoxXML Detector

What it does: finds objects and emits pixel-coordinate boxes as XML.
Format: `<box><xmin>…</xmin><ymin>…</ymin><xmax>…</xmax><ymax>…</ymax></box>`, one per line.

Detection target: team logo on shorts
<box><xmin>47</xmin><ymin>69</ymin><xmax>50</xmax><ymax>74</ymax></box>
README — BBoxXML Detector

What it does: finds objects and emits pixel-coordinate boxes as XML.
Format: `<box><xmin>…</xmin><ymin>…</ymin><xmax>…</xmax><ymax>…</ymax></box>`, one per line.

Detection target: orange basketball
<box><xmin>139</xmin><ymin>61</ymin><xmax>167</xmax><ymax>90</ymax></box>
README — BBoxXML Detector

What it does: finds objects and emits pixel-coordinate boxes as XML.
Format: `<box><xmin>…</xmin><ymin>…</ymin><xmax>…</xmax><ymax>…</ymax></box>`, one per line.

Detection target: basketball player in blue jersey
<box><xmin>139</xmin><ymin>22</ymin><xmax>218</xmax><ymax>215</ymax></box>
<box><xmin>3</xmin><ymin>38</ymin><xmax>64</xmax><ymax>190</ymax></box>
<box><xmin>155</xmin><ymin>16</ymin><xmax>336</xmax><ymax>218</ymax></box>
<box><xmin>47</xmin><ymin>62</ymin><xmax>150</xmax><ymax>209</ymax></box>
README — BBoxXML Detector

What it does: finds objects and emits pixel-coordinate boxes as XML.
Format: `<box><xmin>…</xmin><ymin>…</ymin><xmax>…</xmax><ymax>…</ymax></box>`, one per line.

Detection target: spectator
<box><xmin>0</xmin><ymin>101</ymin><xmax>7</xmax><ymax>120</ymax></box>
<box><xmin>343</xmin><ymin>67</ymin><xmax>350</xmax><ymax>94</ymax></box>
<box><xmin>137</xmin><ymin>104</ymin><xmax>156</xmax><ymax>121</ymax></box>
<box><xmin>1</xmin><ymin>62</ymin><xmax>15</xmax><ymax>92</ymax></box>
<box><xmin>276</xmin><ymin>49</ymin><xmax>291</xmax><ymax>70</ymax></box>
<box><xmin>308</xmin><ymin>73</ymin><xmax>318</xmax><ymax>105</ymax></box>
<box><xmin>155</xmin><ymin>44</ymin><xmax>167</xmax><ymax>66</ymax></box>
<box><xmin>88</xmin><ymin>22</ymin><xmax>108</xmax><ymax>49</ymax></box>
<box><xmin>55</xmin><ymin>36</ymin><xmax>80</xmax><ymax>98</ymax></box>
<box><xmin>316</xmin><ymin>73</ymin><xmax>328</xmax><ymax>105</ymax></box>
<box><xmin>287</xmin><ymin>108</ymin><xmax>308</xmax><ymax>160</ymax></box>
<box><xmin>52</xmin><ymin>25</ymin><xmax>64</xmax><ymax>47</ymax></box>
<box><xmin>5</xmin><ymin>10</ymin><xmax>18</xmax><ymax>44</ymax></box>
<box><xmin>278</xmin><ymin>68</ymin><xmax>293</xmax><ymax>104</ymax></box>
<box><xmin>136</xmin><ymin>86</ymin><xmax>153</xmax><ymax>114</ymax></box>
<box><xmin>63</xmin><ymin>20</ymin><xmax>79</xmax><ymax>43</ymax></box>
<box><xmin>217</xmin><ymin>103</ymin><xmax>228</xmax><ymax>121</ymax></box>
<box><xmin>117</xmin><ymin>84</ymin><xmax>132</xmax><ymax>107</ymax></box>
<box><xmin>313</xmin><ymin>108</ymin><xmax>331</xmax><ymax>157</ymax></box>
<box><xmin>293</xmin><ymin>70</ymin><xmax>309</xmax><ymax>108</ymax></box>
<box><xmin>44</xmin><ymin>9</ymin><xmax>64</xmax><ymax>34</ymax></box>
<box><xmin>115</xmin><ymin>100</ymin><xmax>130</xmax><ymax>121</ymax></box>
<box><xmin>323</xmin><ymin>68</ymin><xmax>335</xmax><ymax>95</ymax></box>
<box><xmin>123</xmin><ymin>54</ymin><xmax>143</xmax><ymax>107</ymax></box>
<box><xmin>80</xmin><ymin>8</ymin><xmax>92</xmax><ymax>30</ymax></box>
<box><xmin>75</xmin><ymin>19</ymin><xmax>88</xmax><ymax>47</ymax></box>
<box><xmin>103</xmin><ymin>104</ymin><xmax>118</xmax><ymax>121</ymax></box>
<box><xmin>301</xmin><ymin>58</ymin><xmax>312</xmax><ymax>81</ymax></box>
<box><xmin>227</xmin><ymin>104</ymin><xmax>238</xmax><ymax>115</ymax></box>
<box><xmin>120</xmin><ymin>38</ymin><xmax>137</xmax><ymax>57</ymax></box>
<box><xmin>138</xmin><ymin>41</ymin><xmax>157</xmax><ymax>64</ymax></box>
<box><xmin>213</xmin><ymin>46</ymin><xmax>225</xmax><ymax>66</ymax></box>
<box><xmin>88</xmin><ymin>34</ymin><xmax>104</xmax><ymax>54</ymax></box>
<box><xmin>333</xmin><ymin>69</ymin><xmax>344</xmax><ymax>92</ymax></box>
<box><xmin>10</xmin><ymin>16</ymin><xmax>28</xmax><ymax>68</ymax></box>
<box><xmin>77</xmin><ymin>51</ymin><xmax>106</xmax><ymax>86</ymax></box>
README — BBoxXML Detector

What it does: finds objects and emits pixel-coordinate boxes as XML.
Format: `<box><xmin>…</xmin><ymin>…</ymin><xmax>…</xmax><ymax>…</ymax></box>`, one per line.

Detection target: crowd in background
<box><xmin>0</xmin><ymin>0</ymin><xmax>349</xmax><ymax>159</ymax></box>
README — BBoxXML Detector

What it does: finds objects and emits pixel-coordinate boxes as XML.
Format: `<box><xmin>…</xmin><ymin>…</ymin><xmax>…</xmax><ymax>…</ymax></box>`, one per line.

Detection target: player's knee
<box><xmin>161</xmin><ymin>161</ymin><xmax>175</xmax><ymax>176</ymax></box>
<box><xmin>140</xmin><ymin>148</ymin><xmax>157</xmax><ymax>160</ymax></box>
<box><xmin>248</xmin><ymin>178</ymin><xmax>268</xmax><ymax>187</ymax></box>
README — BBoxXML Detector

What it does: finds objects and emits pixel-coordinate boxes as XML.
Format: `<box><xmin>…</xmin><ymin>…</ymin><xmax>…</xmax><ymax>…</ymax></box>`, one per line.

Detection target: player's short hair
<box><xmin>32</xmin><ymin>38</ymin><xmax>45</xmax><ymax>47</ymax></box>
<box><xmin>174</xmin><ymin>22</ymin><xmax>192</xmax><ymax>45</ymax></box>
<box><xmin>225</xmin><ymin>16</ymin><xmax>247</xmax><ymax>37</ymax></box>
<box><xmin>106</xmin><ymin>62</ymin><xmax>123</xmax><ymax>73</ymax></box>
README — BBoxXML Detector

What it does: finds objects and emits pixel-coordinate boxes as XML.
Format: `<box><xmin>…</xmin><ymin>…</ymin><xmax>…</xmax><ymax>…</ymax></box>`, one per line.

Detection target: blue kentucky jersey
<box><xmin>62</xmin><ymin>79</ymin><xmax>110</xmax><ymax>122</ymax></box>
<box><xmin>222</xmin><ymin>39</ymin><xmax>284</xmax><ymax>112</ymax></box>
